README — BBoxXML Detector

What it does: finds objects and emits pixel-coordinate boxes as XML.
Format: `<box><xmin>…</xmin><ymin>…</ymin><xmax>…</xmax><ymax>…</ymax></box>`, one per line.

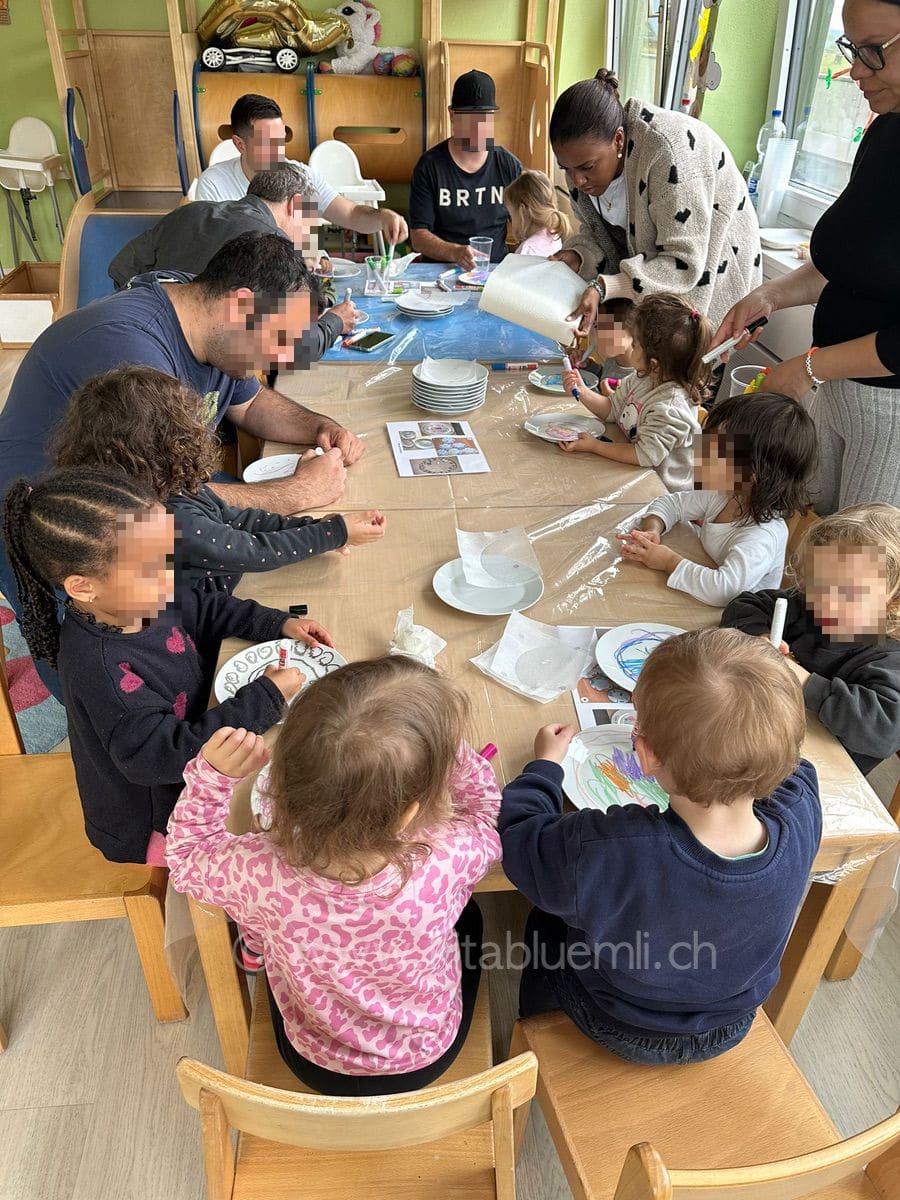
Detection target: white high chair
<box><xmin>0</xmin><ymin>117</ymin><xmax>73</xmax><ymax>266</ymax></box>
<box><xmin>308</xmin><ymin>139</ymin><xmax>385</xmax><ymax>208</ymax></box>
<box><xmin>208</xmin><ymin>139</ymin><xmax>241</xmax><ymax>165</ymax></box>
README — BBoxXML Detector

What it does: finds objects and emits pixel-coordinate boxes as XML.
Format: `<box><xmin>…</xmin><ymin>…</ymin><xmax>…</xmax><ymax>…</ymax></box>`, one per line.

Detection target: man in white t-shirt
<box><xmin>197</xmin><ymin>93</ymin><xmax>407</xmax><ymax>247</ymax></box>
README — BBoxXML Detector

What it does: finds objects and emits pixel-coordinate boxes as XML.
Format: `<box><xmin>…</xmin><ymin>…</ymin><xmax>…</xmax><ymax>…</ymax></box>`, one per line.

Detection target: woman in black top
<box><xmin>715</xmin><ymin>0</ymin><xmax>900</xmax><ymax>513</ymax></box>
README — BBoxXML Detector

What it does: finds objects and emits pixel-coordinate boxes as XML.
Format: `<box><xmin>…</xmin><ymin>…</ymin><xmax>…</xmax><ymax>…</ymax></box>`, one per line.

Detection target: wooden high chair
<box><xmin>510</xmin><ymin>1009</ymin><xmax>900</xmax><ymax>1200</ymax></box>
<box><xmin>177</xmin><ymin>972</ymin><xmax>538</xmax><ymax>1200</ymax></box>
<box><xmin>0</xmin><ymin>632</ymin><xmax>185</xmax><ymax>1036</ymax></box>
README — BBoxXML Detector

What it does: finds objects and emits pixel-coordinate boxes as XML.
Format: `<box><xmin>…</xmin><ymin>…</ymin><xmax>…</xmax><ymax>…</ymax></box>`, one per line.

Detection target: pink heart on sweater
<box><xmin>117</xmin><ymin>663</ymin><xmax>143</xmax><ymax>694</ymax></box>
<box><xmin>166</xmin><ymin>628</ymin><xmax>186</xmax><ymax>654</ymax></box>
<box><xmin>172</xmin><ymin>691</ymin><xmax>187</xmax><ymax>720</ymax></box>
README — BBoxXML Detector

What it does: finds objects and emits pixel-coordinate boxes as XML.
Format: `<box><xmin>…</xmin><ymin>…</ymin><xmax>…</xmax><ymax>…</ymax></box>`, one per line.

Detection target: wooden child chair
<box><xmin>510</xmin><ymin>1009</ymin><xmax>900</xmax><ymax>1200</ymax></box>
<box><xmin>177</xmin><ymin>969</ymin><xmax>538</xmax><ymax>1200</ymax></box>
<box><xmin>0</xmin><ymin>633</ymin><xmax>185</xmax><ymax>1036</ymax></box>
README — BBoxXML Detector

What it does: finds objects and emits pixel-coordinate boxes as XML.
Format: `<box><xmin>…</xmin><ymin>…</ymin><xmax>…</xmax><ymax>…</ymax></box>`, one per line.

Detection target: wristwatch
<box><xmin>586</xmin><ymin>276</ymin><xmax>607</xmax><ymax>303</ymax></box>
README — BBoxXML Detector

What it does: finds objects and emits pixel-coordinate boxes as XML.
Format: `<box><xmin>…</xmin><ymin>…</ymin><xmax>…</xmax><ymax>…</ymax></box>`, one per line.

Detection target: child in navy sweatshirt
<box><xmin>722</xmin><ymin>503</ymin><xmax>900</xmax><ymax>777</ymax></box>
<box><xmin>53</xmin><ymin>365</ymin><xmax>385</xmax><ymax>595</ymax></box>
<box><xmin>2</xmin><ymin>466</ymin><xmax>328</xmax><ymax>864</ymax></box>
<box><xmin>499</xmin><ymin>628</ymin><xmax>822</xmax><ymax>1065</ymax></box>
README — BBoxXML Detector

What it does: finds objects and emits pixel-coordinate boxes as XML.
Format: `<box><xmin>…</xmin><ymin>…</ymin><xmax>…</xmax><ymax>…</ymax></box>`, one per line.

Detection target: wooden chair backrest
<box><xmin>0</xmin><ymin>629</ymin><xmax>26</xmax><ymax>755</ymax></box>
<box><xmin>614</xmin><ymin>1108</ymin><xmax>900</xmax><ymax>1200</ymax></box>
<box><xmin>177</xmin><ymin>1051</ymin><xmax>537</xmax><ymax>1152</ymax></box>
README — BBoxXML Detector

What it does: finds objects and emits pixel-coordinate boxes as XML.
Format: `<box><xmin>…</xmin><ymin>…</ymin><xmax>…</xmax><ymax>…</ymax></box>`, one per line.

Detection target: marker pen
<box><xmin>562</xmin><ymin>355</ymin><xmax>580</xmax><ymax>401</ymax></box>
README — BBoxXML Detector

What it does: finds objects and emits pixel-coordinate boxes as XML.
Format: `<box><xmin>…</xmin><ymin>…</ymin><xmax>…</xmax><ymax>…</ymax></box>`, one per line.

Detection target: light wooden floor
<box><xmin>1</xmin><ymin>344</ymin><xmax>898</xmax><ymax>1199</ymax></box>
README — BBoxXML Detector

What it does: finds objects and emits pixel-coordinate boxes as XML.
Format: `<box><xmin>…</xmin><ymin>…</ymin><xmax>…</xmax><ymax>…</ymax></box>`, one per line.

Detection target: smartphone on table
<box><xmin>348</xmin><ymin>331</ymin><xmax>396</xmax><ymax>353</ymax></box>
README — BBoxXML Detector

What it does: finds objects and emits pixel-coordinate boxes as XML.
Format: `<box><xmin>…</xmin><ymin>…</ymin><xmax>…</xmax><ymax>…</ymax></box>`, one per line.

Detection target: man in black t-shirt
<box><xmin>409</xmin><ymin>70</ymin><xmax>522</xmax><ymax>269</ymax></box>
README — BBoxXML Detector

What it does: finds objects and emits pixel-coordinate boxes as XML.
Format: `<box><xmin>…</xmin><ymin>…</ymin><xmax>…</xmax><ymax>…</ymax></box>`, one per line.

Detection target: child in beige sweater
<box><xmin>561</xmin><ymin>294</ymin><xmax>711</xmax><ymax>492</ymax></box>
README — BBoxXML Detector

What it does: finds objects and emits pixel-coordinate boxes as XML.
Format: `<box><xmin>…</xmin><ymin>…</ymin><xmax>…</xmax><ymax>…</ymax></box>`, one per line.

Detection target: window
<box><xmin>781</xmin><ymin>0</ymin><xmax>872</xmax><ymax>198</ymax></box>
<box><xmin>606</xmin><ymin>0</ymin><xmax>702</xmax><ymax>110</ymax></box>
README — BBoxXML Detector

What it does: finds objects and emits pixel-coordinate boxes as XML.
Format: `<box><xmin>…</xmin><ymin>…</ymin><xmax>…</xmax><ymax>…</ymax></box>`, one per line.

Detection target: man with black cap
<box><xmin>409</xmin><ymin>70</ymin><xmax>522</xmax><ymax>270</ymax></box>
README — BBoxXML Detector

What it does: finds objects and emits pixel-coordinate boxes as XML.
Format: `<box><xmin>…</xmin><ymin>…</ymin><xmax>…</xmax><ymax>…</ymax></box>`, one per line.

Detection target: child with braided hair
<box><xmin>2</xmin><ymin>466</ymin><xmax>328</xmax><ymax>864</ymax></box>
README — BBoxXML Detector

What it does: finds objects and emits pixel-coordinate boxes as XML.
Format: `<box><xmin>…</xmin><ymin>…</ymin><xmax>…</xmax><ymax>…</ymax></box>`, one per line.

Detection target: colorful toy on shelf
<box><xmin>197</xmin><ymin>0</ymin><xmax>350</xmax><ymax>73</ymax></box>
<box><xmin>317</xmin><ymin>2</ymin><xmax>419</xmax><ymax>76</ymax></box>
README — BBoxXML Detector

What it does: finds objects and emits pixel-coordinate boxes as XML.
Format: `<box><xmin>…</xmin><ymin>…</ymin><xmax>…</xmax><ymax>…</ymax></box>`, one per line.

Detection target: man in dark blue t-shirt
<box><xmin>410</xmin><ymin>70</ymin><xmax>522</xmax><ymax>270</ymax></box>
<box><xmin>0</xmin><ymin>232</ymin><xmax>359</xmax><ymax>694</ymax></box>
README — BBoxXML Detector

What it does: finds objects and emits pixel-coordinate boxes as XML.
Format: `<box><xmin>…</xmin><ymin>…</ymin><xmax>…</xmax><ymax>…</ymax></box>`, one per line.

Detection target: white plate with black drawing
<box><xmin>213</xmin><ymin>638</ymin><xmax>347</xmax><ymax>704</ymax></box>
<box><xmin>594</xmin><ymin>623</ymin><xmax>684</xmax><ymax>693</ymax></box>
<box><xmin>528</xmin><ymin>367</ymin><xmax>599</xmax><ymax>395</ymax></box>
<box><xmin>241</xmin><ymin>453</ymin><xmax>301</xmax><ymax>483</ymax></box>
<box><xmin>523</xmin><ymin>412</ymin><xmax>607</xmax><ymax>444</ymax></box>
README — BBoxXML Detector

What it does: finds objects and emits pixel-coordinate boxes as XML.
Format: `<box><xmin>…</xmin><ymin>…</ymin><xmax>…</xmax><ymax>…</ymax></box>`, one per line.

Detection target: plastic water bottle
<box><xmin>745</xmin><ymin>159</ymin><xmax>762</xmax><ymax>207</ymax></box>
<box><xmin>756</xmin><ymin>109</ymin><xmax>787</xmax><ymax>161</ymax></box>
<box><xmin>794</xmin><ymin>105</ymin><xmax>812</xmax><ymax>175</ymax></box>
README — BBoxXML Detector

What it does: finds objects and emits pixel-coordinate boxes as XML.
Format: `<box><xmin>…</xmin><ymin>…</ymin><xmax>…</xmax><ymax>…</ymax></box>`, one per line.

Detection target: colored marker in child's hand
<box><xmin>278</xmin><ymin>645</ymin><xmax>288</xmax><ymax>671</ymax></box>
<box><xmin>769</xmin><ymin>596</ymin><xmax>789</xmax><ymax>649</ymax></box>
<box><xmin>562</xmin><ymin>356</ymin><xmax>580</xmax><ymax>401</ymax></box>
<box><xmin>479</xmin><ymin>743</ymin><xmax>498</xmax><ymax>760</ymax></box>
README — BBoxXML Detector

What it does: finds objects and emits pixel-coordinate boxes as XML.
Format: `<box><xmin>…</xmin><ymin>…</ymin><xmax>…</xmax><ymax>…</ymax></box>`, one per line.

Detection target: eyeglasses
<box><xmin>835</xmin><ymin>30</ymin><xmax>900</xmax><ymax>71</ymax></box>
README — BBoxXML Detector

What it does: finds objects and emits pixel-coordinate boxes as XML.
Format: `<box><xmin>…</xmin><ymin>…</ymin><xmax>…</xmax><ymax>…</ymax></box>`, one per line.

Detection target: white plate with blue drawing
<box><xmin>213</xmin><ymin>638</ymin><xmax>347</xmax><ymax>704</ymax></box>
<box><xmin>528</xmin><ymin>367</ymin><xmax>599</xmax><ymax>395</ymax></box>
<box><xmin>594</xmin><ymin>622</ymin><xmax>684</xmax><ymax>693</ymax></box>
<box><xmin>562</xmin><ymin>727</ymin><xmax>669</xmax><ymax>813</ymax></box>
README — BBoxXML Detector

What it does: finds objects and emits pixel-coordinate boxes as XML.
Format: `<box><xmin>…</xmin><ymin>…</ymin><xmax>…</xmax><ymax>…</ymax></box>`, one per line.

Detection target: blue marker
<box><xmin>562</xmin><ymin>354</ymin><xmax>580</xmax><ymax>401</ymax></box>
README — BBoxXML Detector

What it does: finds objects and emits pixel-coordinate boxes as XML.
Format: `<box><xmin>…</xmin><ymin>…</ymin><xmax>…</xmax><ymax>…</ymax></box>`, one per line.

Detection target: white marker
<box><xmin>313</xmin><ymin>446</ymin><xmax>325</xmax><ymax>456</ymax></box>
<box><xmin>769</xmin><ymin>596</ymin><xmax>788</xmax><ymax>648</ymax></box>
<box><xmin>562</xmin><ymin>355</ymin><xmax>580</xmax><ymax>401</ymax></box>
<box><xmin>344</xmin><ymin>287</ymin><xmax>352</xmax><ymax>303</ymax></box>
<box><xmin>702</xmin><ymin>316</ymin><xmax>769</xmax><ymax>365</ymax></box>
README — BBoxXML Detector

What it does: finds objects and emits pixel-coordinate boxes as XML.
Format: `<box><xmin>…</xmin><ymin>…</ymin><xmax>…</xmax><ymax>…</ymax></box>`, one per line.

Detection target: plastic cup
<box><xmin>730</xmin><ymin>364</ymin><xmax>767</xmax><ymax>396</ymax></box>
<box><xmin>365</xmin><ymin>256</ymin><xmax>390</xmax><ymax>294</ymax></box>
<box><xmin>469</xmin><ymin>236</ymin><xmax>493</xmax><ymax>281</ymax></box>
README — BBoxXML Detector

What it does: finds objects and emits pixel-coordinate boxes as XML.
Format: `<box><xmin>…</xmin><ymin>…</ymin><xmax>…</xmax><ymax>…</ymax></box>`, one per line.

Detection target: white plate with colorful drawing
<box><xmin>314</xmin><ymin>257</ymin><xmax>362</xmax><ymax>279</ymax></box>
<box><xmin>594</xmin><ymin>622</ymin><xmax>685</xmax><ymax>693</ymax></box>
<box><xmin>213</xmin><ymin>638</ymin><xmax>347</xmax><ymax>704</ymax></box>
<box><xmin>562</xmin><ymin>726</ymin><xmax>669</xmax><ymax>813</ymax></box>
<box><xmin>528</xmin><ymin>367</ymin><xmax>599</xmax><ymax>395</ymax></box>
<box><xmin>524</xmin><ymin>412</ymin><xmax>607</xmax><ymax>444</ymax></box>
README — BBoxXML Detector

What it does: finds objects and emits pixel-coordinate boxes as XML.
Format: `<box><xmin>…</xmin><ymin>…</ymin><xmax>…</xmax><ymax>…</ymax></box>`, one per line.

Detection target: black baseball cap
<box><xmin>450</xmin><ymin>70</ymin><xmax>499</xmax><ymax>113</ymax></box>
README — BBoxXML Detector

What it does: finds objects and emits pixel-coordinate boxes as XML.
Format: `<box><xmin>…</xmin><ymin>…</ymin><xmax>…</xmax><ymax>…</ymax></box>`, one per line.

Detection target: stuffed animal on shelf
<box><xmin>317</xmin><ymin>2</ymin><xmax>419</xmax><ymax>75</ymax></box>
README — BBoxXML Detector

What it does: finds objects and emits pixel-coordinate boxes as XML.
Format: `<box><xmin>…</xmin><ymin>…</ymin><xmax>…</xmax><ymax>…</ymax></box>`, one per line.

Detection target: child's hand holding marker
<box><xmin>562</xmin><ymin>365</ymin><xmax>584</xmax><ymax>399</ymax></box>
<box><xmin>262</xmin><ymin>663</ymin><xmax>305</xmax><ymax>701</ymax></box>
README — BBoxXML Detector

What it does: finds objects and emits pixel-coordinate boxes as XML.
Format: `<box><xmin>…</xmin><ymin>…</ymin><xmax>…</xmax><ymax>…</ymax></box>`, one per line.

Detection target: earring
<box><xmin>618</xmin><ymin>152</ymin><xmax>623</xmax><ymax>159</ymax></box>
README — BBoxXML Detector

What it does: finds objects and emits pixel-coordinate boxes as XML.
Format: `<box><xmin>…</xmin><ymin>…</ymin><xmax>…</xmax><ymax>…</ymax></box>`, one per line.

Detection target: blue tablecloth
<box><xmin>322</xmin><ymin>262</ymin><xmax>562</xmax><ymax>364</ymax></box>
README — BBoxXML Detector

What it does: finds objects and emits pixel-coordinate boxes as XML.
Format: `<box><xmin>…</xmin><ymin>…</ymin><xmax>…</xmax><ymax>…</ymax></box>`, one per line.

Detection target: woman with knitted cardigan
<box><xmin>551</xmin><ymin>69</ymin><xmax>762</xmax><ymax>336</ymax></box>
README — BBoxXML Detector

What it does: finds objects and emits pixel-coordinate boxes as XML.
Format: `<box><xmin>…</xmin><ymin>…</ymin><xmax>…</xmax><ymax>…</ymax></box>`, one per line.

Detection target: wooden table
<box><xmin>189</xmin><ymin>362</ymin><xmax>899</xmax><ymax>1073</ymax></box>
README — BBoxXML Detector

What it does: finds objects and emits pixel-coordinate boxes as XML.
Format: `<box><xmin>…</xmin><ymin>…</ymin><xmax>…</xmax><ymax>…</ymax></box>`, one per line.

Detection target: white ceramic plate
<box><xmin>415</xmin><ymin>359</ymin><xmax>486</xmax><ymax>386</ymax></box>
<box><xmin>594</xmin><ymin>622</ymin><xmax>685</xmax><ymax>693</ymax></box>
<box><xmin>524</xmin><ymin>412</ymin><xmax>607</xmax><ymax>444</ymax></box>
<box><xmin>396</xmin><ymin>294</ymin><xmax>454</xmax><ymax>315</ymax></box>
<box><xmin>561</xmin><ymin>727</ymin><xmax>669</xmax><ymax>813</ymax></box>
<box><xmin>457</xmin><ymin>269</ymin><xmax>489</xmax><ymax>285</ymax></box>
<box><xmin>528</xmin><ymin>367</ymin><xmax>600</xmax><ymax>395</ymax></box>
<box><xmin>433</xmin><ymin>556</ymin><xmax>543</xmax><ymax>616</ymax></box>
<box><xmin>213</xmin><ymin>638</ymin><xmax>348</xmax><ymax>703</ymax></box>
<box><xmin>314</xmin><ymin>257</ymin><xmax>362</xmax><ymax>279</ymax></box>
<box><xmin>242</xmin><ymin>453</ymin><xmax>301</xmax><ymax>483</ymax></box>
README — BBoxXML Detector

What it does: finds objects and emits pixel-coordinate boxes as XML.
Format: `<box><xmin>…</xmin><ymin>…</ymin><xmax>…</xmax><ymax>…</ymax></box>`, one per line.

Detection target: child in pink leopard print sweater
<box><xmin>166</xmin><ymin>655</ymin><xmax>501</xmax><ymax>1096</ymax></box>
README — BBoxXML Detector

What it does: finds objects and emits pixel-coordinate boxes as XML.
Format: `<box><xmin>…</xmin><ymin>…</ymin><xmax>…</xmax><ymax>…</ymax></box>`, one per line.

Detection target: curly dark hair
<box><xmin>2</xmin><ymin>467</ymin><xmax>156</xmax><ymax>667</ymax></box>
<box><xmin>53</xmin><ymin>366</ymin><xmax>220</xmax><ymax>500</ymax></box>
<box><xmin>704</xmin><ymin>392</ymin><xmax>817</xmax><ymax>525</ymax></box>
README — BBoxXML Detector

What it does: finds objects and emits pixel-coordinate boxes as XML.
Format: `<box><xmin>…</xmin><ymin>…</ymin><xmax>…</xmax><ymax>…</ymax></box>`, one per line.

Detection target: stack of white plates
<box><xmin>411</xmin><ymin>359</ymin><xmax>488</xmax><ymax>413</ymax></box>
<box><xmin>395</xmin><ymin>292</ymin><xmax>454</xmax><ymax>319</ymax></box>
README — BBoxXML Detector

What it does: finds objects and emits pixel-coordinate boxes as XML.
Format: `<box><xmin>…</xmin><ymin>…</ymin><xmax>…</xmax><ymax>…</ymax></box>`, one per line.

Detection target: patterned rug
<box><xmin>0</xmin><ymin>597</ymin><xmax>68</xmax><ymax>752</ymax></box>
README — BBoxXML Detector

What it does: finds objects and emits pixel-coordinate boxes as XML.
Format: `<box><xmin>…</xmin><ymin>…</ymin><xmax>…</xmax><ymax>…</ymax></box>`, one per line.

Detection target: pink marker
<box><xmin>479</xmin><ymin>743</ymin><xmax>498</xmax><ymax>761</ymax></box>
<box><xmin>605</xmin><ymin>377</ymin><xmax>620</xmax><ymax>390</ymax></box>
<box><xmin>278</xmin><ymin>645</ymin><xmax>288</xmax><ymax>671</ymax></box>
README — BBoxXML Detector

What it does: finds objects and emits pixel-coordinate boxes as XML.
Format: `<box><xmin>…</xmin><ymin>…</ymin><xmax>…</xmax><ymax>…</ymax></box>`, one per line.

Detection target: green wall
<box><xmin>703</xmin><ymin>0</ymin><xmax>781</xmax><ymax>169</ymax></box>
<box><xmin>0</xmin><ymin>0</ymin><xmax>775</xmax><ymax>271</ymax></box>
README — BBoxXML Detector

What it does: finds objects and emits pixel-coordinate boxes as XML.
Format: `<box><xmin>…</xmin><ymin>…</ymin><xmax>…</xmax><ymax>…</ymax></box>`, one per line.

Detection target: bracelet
<box><xmin>587</xmin><ymin>276</ymin><xmax>607</xmax><ymax>303</ymax></box>
<box><xmin>805</xmin><ymin>346</ymin><xmax>825</xmax><ymax>388</ymax></box>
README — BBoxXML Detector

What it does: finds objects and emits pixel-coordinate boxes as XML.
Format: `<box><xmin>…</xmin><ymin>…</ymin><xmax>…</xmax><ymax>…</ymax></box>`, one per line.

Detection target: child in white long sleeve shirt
<box><xmin>561</xmin><ymin>294</ymin><xmax>711</xmax><ymax>492</ymax></box>
<box><xmin>618</xmin><ymin>393</ymin><xmax>817</xmax><ymax>607</ymax></box>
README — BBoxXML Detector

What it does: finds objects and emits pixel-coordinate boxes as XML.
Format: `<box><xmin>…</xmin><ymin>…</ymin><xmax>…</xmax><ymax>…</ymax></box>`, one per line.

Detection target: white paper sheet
<box><xmin>456</xmin><ymin>527</ymin><xmax>542</xmax><ymax>589</ymax></box>
<box><xmin>471</xmin><ymin>614</ymin><xmax>597</xmax><ymax>703</ymax></box>
<box><xmin>386</xmin><ymin>420</ymin><xmax>490</xmax><ymax>477</ymax></box>
<box><xmin>478</xmin><ymin>255</ymin><xmax>585</xmax><ymax>344</ymax></box>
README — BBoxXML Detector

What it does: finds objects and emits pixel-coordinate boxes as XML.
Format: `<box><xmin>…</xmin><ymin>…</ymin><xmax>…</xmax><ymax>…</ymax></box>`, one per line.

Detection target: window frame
<box><xmin>604</xmin><ymin>0</ymin><xmax>704</xmax><ymax>111</ymax></box>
